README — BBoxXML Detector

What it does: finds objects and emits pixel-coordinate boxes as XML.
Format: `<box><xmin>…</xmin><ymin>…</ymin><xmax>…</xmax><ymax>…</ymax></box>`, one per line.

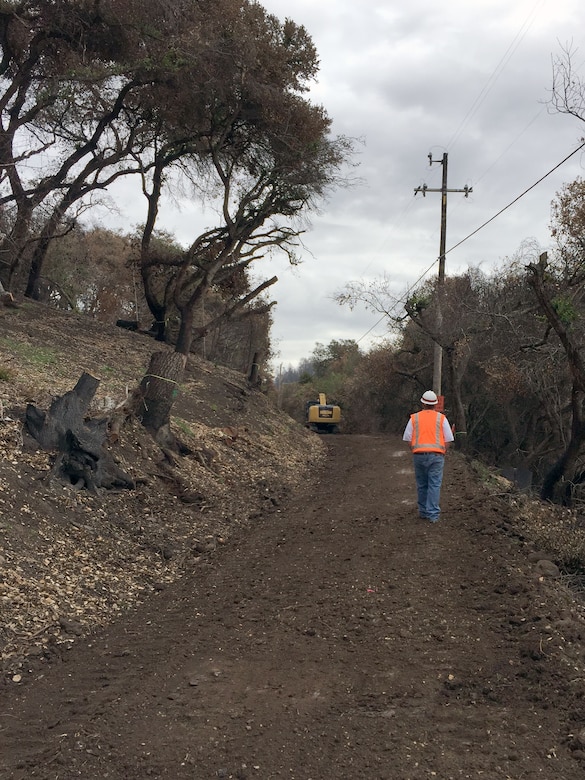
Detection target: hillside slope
<box><xmin>0</xmin><ymin>300</ymin><xmax>324</xmax><ymax>670</ymax></box>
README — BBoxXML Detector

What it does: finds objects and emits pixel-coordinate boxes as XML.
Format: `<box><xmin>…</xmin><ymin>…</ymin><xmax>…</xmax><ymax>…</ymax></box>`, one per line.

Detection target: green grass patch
<box><xmin>2</xmin><ymin>338</ymin><xmax>58</xmax><ymax>367</ymax></box>
<box><xmin>172</xmin><ymin>417</ymin><xmax>193</xmax><ymax>436</ymax></box>
<box><xmin>1</xmin><ymin>337</ymin><xmax>59</xmax><ymax>368</ymax></box>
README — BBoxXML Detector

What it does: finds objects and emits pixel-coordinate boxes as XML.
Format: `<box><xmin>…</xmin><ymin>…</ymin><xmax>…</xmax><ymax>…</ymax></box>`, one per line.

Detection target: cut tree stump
<box><xmin>25</xmin><ymin>372</ymin><xmax>134</xmax><ymax>491</ymax></box>
<box><xmin>138</xmin><ymin>351</ymin><xmax>186</xmax><ymax>448</ymax></box>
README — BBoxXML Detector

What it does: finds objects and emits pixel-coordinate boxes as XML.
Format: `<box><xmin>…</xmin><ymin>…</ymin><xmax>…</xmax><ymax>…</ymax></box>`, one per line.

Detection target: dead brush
<box><xmin>518</xmin><ymin>499</ymin><xmax>585</xmax><ymax>573</ymax></box>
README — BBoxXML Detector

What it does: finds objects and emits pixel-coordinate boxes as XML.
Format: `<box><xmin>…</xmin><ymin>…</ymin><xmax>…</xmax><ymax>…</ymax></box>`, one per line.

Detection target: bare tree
<box><xmin>527</xmin><ymin>250</ymin><xmax>585</xmax><ymax>502</ymax></box>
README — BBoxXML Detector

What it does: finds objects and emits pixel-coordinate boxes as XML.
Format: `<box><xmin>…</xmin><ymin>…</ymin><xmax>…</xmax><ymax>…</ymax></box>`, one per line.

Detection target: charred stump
<box><xmin>25</xmin><ymin>372</ymin><xmax>134</xmax><ymax>491</ymax></box>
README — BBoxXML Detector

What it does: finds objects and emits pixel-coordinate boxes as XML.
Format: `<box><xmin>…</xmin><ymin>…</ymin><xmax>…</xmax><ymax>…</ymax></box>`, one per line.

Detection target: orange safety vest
<box><xmin>410</xmin><ymin>410</ymin><xmax>447</xmax><ymax>454</ymax></box>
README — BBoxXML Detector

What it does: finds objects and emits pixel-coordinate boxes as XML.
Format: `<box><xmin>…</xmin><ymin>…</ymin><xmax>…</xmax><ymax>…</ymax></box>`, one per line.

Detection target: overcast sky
<box><xmin>99</xmin><ymin>0</ymin><xmax>585</xmax><ymax>369</ymax></box>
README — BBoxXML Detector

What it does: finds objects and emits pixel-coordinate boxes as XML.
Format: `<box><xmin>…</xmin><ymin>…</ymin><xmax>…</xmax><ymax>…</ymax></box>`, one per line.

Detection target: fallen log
<box><xmin>25</xmin><ymin>372</ymin><xmax>134</xmax><ymax>491</ymax></box>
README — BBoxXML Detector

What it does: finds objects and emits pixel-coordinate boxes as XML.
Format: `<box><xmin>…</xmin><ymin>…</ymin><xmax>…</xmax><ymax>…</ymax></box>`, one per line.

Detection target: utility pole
<box><xmin>414</xmin><ymin>152</ymin><xmax>471</xmax><ymax>402</ymax></box>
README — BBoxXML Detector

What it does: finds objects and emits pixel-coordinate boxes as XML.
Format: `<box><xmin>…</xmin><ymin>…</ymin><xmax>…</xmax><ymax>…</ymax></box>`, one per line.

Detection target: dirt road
<box><xmin>2</xmin><ymin>435</ymin><xmax>585</xmax><ymax>779</ymax></box>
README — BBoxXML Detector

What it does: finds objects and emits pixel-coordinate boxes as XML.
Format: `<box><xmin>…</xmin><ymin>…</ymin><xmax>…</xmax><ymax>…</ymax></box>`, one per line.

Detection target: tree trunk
<box><xmin>5</xmin><ymin>216</ymin><xmax>33</xmax><ymax>292</ymax></box>
<box><xmin>541</xmin><ymin>385</ymin><xmax>585</xmax><ymax>504</ymax></box>
<box><xmin>528</xmin><ymin>254</ymin><xmax>585</xmax><ymax>503</ymax></box>
<box><xmin>248</xmin><ymin>351</ymin><xmax>261</xmax><ymax>387</ymax></box>
<box><xmin>139</xmin><ymin>163</ymin><xmax>168</xmax><ymax>343</ymax></box>
<box><xmin>25</xmin><ymin>188</ymin><xmax>83</xmax><ymax>300</ymax></box>
<box><xmin>175</xmin><ymin>300</ymin><xmax>199</xmax><ymax>356</ymax></box>
<box><xmin>443</xmin><ymin>345</ymin><xmax>468</xmax><ymax>452</ymax></box>
<box><xmin>138</xmin><ymin>350</ymin><xmax>187</xmax><ymax>446</ymax></box>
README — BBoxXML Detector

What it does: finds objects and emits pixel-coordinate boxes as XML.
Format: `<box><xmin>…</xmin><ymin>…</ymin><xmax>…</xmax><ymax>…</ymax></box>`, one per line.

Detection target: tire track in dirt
<box><xmin>1</xmin><ymin>435</ymin><xmax>584</xmax><ymax>779</ymax></box>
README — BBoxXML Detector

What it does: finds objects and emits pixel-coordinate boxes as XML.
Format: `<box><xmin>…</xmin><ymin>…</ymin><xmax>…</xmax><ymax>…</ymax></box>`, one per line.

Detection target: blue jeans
<box><xmin>413</xmin><ymin>452</ymin><xmax>445</xmax><ymax>521</ymax></box>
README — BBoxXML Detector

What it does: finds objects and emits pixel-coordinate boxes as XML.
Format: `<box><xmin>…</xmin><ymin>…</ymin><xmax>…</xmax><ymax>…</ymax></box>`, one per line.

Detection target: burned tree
<box><xmin>25</xmin><ymin>372</ymin><xmax>134</xmax><ymax>491</ymax></box>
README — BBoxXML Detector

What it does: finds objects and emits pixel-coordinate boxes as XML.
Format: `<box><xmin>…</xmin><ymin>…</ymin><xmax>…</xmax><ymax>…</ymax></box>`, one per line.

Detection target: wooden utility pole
<box><xmin>414</xmin><ymin>152</ymin><xmax>471</xmax><ymax>400</ymax></box>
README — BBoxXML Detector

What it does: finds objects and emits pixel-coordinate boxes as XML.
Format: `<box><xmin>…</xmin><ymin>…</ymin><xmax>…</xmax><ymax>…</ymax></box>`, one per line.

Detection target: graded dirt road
<box><xmin>2</xmin><ymin>435</ymin><xmax>585</xmax><ymax>779</ymax></box>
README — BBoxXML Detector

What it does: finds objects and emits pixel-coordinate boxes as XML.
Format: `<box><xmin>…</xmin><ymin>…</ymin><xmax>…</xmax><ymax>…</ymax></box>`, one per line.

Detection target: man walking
<box><xmin>402</xmin><ymin>390</ymin><xmax>454</xmax><ymax>523</ymax></box>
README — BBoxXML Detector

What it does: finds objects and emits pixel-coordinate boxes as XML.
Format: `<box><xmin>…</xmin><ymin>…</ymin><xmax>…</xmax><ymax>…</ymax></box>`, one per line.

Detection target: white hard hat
<box><xmin>421</xmin><ymin>390</ymin><xmax>438</xmax><ymax>405</ymax></box>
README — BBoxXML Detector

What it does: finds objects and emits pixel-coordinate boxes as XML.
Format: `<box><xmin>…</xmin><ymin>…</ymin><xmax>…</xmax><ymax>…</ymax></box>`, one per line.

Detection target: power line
<box><xmin>352</xmin><ymin>1</ymin><xmax>547</xmax><ymax>287</ymax></box>
<box><xmin>355</xmin><ymin>313</ymin><xmax>386</xmax><ymax>344</ymax></box>
<box><xmin>447</xmin><ymin>0</ymin><xmax>544</xmax><ymax>152</ymax></box>
<box><xmin>446</xmin><ymin>139</ymin><xmax>585</xmax><ymax>255</ymax></box>
<box><xmin>355</xmin><ymin>255</ymin><xmax>439</xmax><ymax>345</ymax></box>
<box><xmin>355</xmin><ymin>139</ymin><xmax>585</xmax><ymax>346</ymax></box>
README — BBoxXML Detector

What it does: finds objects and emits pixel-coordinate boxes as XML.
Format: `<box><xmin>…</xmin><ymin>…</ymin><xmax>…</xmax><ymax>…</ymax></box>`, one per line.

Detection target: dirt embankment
<box><xmin>0</xmin><ymin>299</ymin><xmax>325</xmax><ymax>672</ymax></box>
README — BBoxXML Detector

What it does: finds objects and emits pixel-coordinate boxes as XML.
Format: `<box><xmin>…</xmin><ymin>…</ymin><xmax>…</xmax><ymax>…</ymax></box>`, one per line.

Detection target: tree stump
<box><xmin>25</xmin><ymin>372</ymin><xmax>134</xmax><ymax>491</ymax></box>
<box><xmin>138</xmin><ymin>351</ymin><xmax>187</xmax><ymax>446</ymax></box>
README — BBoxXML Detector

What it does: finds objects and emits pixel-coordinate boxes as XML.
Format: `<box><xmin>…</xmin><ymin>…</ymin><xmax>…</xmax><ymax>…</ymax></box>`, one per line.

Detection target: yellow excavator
<box><xmin>305</xmin><ymin>393</ymin><xmax>341</xmax><ymax>433</ymax></box>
